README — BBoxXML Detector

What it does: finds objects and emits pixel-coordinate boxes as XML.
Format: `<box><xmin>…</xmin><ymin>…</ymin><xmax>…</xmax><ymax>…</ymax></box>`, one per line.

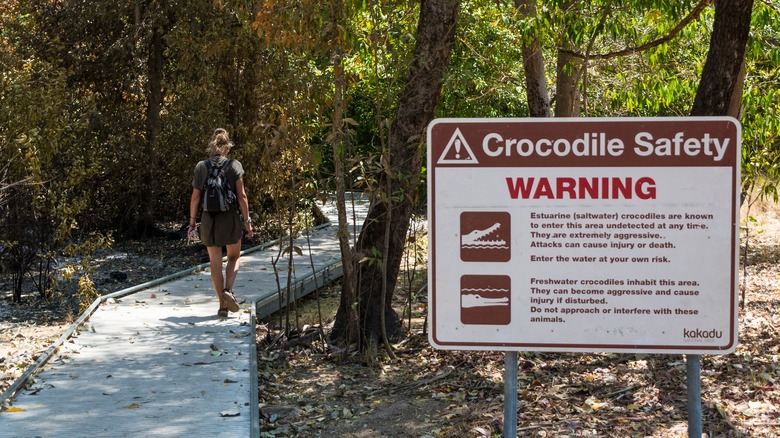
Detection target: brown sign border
<box><xmin>427</xmin><ymin>117</ymin><xmax>741</xmax><ymax>354</ymax></box>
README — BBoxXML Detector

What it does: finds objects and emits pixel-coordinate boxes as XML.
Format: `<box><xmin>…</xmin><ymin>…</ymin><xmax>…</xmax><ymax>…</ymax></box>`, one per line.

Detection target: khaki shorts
<box><xmin>200</xmin><ymin>209</ymin><xmax>242</xmax><ymax>247</ymax></box>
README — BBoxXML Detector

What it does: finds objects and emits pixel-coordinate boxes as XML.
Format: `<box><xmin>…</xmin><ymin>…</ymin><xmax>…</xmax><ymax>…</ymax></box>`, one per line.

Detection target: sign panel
<box><xmin>427</xmin><ymin>117</ymin><xmax>740</xmax><ymax>354</ymax></box>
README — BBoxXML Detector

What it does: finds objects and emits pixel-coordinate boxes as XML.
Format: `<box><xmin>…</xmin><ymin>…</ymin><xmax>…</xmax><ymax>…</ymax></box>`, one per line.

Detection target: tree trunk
<box><xmin>329</xmin><ymin>0</ymin><xmax>360</xmax><ymax>346</ymax></box>
<box><xmin>553</xmin><ymin>1</ymin><xmax>584</xmax><ymax>117</ymax></box>
<box><xmin>554</xmin><ymin>45</ymin><xmax>583</xmax><ymax>117</ymax></box>
<box><xmin>330</xmin><ymin>0</ymin><xmax>460</xmax><ymax>351</ymax></box>
<box><xmin>515</xmin><ymin>0</ymin><xmax>550</xmax><ymax>117</ymax></box>
<box><xmin>691</xmin><ymin>0</ymin><xmax>752</xmax><ymax>207</ymax></box>
<box><xmin>691</xmin><ymin>0</ymin><xmax>753</xmax><ymax>117</ymax></box>
<box><xmin>137</xmin><ymin>8</ymin><xmax>165</xmax><ymax>237</ymax></box>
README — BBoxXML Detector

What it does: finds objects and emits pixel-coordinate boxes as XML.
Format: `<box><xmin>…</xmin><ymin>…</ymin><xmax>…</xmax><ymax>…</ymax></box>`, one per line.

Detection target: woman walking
<box><xmin>187</xmin><ymin>128</ymin><xmax>253</xmax><ymax>317</ymax></box>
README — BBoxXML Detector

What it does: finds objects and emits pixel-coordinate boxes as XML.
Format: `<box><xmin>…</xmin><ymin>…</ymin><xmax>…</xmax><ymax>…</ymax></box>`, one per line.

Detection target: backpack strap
<box><xmin>217</xmin><ymin>159</ymin><xmax>233</xmax><ymax>183</ymax></box>
<box><xmin>201</xmin><ymin>160</ymin><xmax>213</xmax><ymax>191</ymax></box>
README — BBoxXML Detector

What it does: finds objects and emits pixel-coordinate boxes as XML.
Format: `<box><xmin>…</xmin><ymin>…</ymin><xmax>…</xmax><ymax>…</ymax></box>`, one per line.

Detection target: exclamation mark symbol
<box><xmin>455</xmin><ymin>139</ymin><xmax>461</xmax><ymax>159</ymax></box>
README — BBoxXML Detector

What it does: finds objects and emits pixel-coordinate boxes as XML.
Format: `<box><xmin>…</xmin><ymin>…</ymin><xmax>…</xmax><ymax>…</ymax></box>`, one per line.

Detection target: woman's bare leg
<box><xmin>224</xmin><ymin>241</ymin><xmax>242</xmax><ymax>291</ymax></box>
<box><xmin>207</xmin><ymin>245</ymin><xmax>225</xmax><ymax>305</ymax></box>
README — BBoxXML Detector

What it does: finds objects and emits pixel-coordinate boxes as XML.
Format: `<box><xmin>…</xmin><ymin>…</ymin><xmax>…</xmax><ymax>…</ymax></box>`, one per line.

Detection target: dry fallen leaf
<box><xmin>220</xmin><ymin>408</ymin><xmax>240</xmax><ymax>417</ymax></box>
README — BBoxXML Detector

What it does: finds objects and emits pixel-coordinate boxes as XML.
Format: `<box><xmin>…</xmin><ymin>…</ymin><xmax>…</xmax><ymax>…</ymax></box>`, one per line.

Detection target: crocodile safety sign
<box><xmin>426</xmin><ymin>117</ymin><xmax>741</xmax><ymax>354</ymax></box>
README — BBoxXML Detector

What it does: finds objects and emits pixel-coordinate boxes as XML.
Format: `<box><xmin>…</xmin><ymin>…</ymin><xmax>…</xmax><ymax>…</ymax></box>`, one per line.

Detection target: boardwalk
<box><xmin>0</xmin><ymin>196</ymin><xmax>368</xmax><ymax>437</ymax></box>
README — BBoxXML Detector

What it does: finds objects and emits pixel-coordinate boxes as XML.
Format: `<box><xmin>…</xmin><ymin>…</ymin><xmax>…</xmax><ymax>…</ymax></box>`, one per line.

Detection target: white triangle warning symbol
<box><xmin>438</xmin><ymin>128</ymin><xmax>479</xmax><ymax>164</ymax></box>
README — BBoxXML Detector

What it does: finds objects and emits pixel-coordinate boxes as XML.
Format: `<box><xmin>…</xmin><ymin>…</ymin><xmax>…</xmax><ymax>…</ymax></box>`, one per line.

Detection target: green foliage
<box><xmin>2</xmin><ymin>0</ymin><xmax>780</xmax><ymax>309</ymax></box>
<box><xmin>0</xmin><ymin>16</ymin><xmax>107</xmax><ymax>301</ymax></box>
<box><xmin>77</xmin><ymin>274</ymin><xmax>100</xmax><ymax>313</ymax></box>
<box><xmin>589</xmin><ymin>7</ymin><xmax>711</xmax><ymax>117</ymax></box>
<box><xmin>440</xmin><ymin>1</ymin><xmax>530</xmax><ymax>117</ymax></box>
<box><xmin>344</xmin><ymin>1</ymin><xmax>419</xmax><ymax>150</ymax></box>
<box><xmin>162</xmin><ymin>2</ymin><xmax>273</xmax><ymax>221</ymax></box>
<box><xmin>740</xmin><ymin>1</ymin><xmax>780</xmax><ymax>201</ymax></box>
<box><xmin>11</xmin><ymin>1</ymin><xmax>154</xmax><ymax>232</ymax></box>
<box><xmin>436</xmin><ymin>0</ymin><xmax>713</xmax><ymax>118</ymax></box>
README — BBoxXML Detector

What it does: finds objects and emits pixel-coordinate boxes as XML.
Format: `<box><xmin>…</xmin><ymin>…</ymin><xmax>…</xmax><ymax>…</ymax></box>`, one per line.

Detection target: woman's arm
<box><xmin>235</xmin><ymin>177</ymin><xmax>253</xmax><ymax>239</ymax></box>
<box><xmin>187</xmin><ymin>188</ymin><xmax>201</xmax><ymax>238</ymax></box>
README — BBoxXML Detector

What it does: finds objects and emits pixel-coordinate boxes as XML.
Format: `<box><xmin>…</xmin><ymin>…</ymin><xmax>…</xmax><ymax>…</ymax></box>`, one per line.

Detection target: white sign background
<box><xmin>427</xmin><ymin>117</ymin><xmax>740</xmax><ymax>354</ymax></box>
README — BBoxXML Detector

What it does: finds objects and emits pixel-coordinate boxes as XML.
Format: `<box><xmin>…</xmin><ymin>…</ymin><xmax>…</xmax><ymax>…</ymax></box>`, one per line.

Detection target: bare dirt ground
<box><xmin>3</xmin><ymin>203</ymin><xmax>780</xmax><ymax>437</ymax></box>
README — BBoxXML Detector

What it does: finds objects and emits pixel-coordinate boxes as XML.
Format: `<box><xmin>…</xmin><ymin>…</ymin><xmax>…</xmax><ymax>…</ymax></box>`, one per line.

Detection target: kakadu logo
<box><xmin>438</xmin><ymin>128</ymin><xmax>478</xmax><ymax>164</ymax></box>
<box><xmin>683</xmin><ymin>328</ymin><xmax>723</xmax><ymax>340</ymax></box>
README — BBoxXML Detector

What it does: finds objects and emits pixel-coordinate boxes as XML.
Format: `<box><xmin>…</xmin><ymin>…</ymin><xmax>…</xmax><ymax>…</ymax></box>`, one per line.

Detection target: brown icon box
<box><xmin>460</xmin><ymin>275</ymin><xmax>511</xmax><ymax>325</ymax></box>
<box><xmin>460</xmin><ymin>211</ymin><xmax>511</xmax><ymax>262</ymax></box>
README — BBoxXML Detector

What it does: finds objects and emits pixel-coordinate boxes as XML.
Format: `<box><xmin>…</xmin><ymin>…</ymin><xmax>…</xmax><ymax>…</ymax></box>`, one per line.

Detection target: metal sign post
<box><xmin>504</xmin><ymin>351</ymin><xmax>518</xmax><ymax>438</ymax></box>
<box><xmin>687</xmin><ymin>354</ymin><xmax>703</xmax><ymax>436</ymax></box>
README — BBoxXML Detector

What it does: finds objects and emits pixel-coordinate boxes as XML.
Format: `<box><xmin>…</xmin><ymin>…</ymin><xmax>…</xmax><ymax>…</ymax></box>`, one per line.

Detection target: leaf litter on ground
<box><xmin>255</xmin><ymin>201</ymin><xmax>780</xmax><ymax>437</ymax></box>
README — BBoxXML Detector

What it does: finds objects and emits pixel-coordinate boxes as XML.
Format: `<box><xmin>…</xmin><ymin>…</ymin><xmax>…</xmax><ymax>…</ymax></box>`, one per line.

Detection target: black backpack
<box><xmin>201</xmin><ymin>159</ymin><xmax>237</xmax><ymax>212</ymax></box>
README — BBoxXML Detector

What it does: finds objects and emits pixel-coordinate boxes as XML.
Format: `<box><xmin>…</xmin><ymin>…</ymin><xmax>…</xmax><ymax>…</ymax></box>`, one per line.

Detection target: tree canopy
<box><xmin>1</xmin><ymin>0</ymin><xmax>779</xmax><ymax>335</ymax></box>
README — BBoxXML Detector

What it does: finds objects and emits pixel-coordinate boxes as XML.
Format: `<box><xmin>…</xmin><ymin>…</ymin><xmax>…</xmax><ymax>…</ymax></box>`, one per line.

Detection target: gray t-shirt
<box><xmin>192</xmin><ymin>156</ymin><xmax>245</xmax><ymax>191</ymax></box>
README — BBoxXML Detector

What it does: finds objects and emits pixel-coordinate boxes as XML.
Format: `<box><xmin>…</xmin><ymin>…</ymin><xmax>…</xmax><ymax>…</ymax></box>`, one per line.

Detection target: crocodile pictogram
<box><xmin>461</xmin><ymin>292</ymin><xmax>509</xmax><ymax>308</ymax></box>
<box><xmin>461</xmin><ymin>222</ymin><xmax>506</xmax><ymax>248</ymax></box>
